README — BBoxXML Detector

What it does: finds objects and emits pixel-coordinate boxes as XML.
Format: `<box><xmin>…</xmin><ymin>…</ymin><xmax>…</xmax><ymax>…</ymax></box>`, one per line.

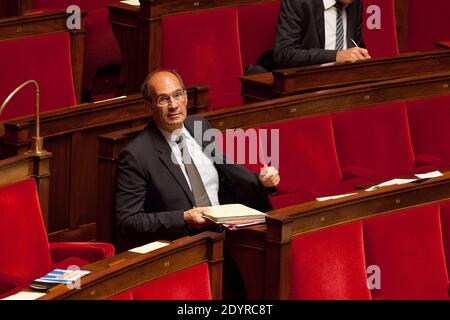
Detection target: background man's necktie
<box><xmin>335</xmin><ymin>2</ymin><xmax>344</xmax><ymax>51</ymax></box>
<box><xmin>176</xmin><ymin>134</ymin><xmax>212</xmax><ymax>207</ymax></box>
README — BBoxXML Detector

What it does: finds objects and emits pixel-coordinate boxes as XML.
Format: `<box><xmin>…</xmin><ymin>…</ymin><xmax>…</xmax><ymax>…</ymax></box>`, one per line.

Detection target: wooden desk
<box><xmin>226</xmin><ymin>171</ymin><xmax>450</xmax><ymax>299</ymax></box>
<box><xmin>39</xmin><ymin>232</ymin><xmax>223</xmax><ymax>300</ymax></box>
<box><xmin>240</xmin><ymin>51</ymin><xmax>450</xmax><ymax>103</ymax></box>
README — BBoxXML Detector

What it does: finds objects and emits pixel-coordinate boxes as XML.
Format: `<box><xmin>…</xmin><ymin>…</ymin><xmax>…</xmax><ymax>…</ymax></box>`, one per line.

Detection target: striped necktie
<box><xmin>176</xmin><ymin>134</ymin><xmax>212</xmax><ymax>207</ymax></box>
<box><xmin>335</xmin><ymin>2</ymin><xmax>344</xmax><ymax>51</ymax></box>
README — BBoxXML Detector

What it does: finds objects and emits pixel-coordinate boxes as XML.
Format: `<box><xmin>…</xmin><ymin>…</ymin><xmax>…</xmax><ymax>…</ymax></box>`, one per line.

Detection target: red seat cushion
<box><xmin>130</xmin><ymin>262</ymin><xmax>212</xmax><ymax>300</ymax></box>
<box><xmin>407</xmin><ymin>95</ymin><xmax>450</xmax><ymax>164</ymax></box>
<box><xmin>161</xmin><ymin>8</ymin><xmax>243</xmax><ymax>110</ymax></box>
<box><xmin>363</xmin><ymin>204</ymin><xmax>449</xmax><ymax>300</ymax></box>
<box><xmin>238</xmin><ymin>1</ymin><xmax>281</xmax><ymax>67</ymax></box>
<box><xmin>290</xmin><ymin>221</ymin><xmax>371</xmax><ymax>300</ymax></box>
<box><xmin>0</xmin><ymin>32</ymin><xmax>76</xmax><ymax>121</ymax></box>
<box><xmin>362</xmin><ymin>0</ymin><xmax>399</xmax><ymax>57</ymax></box>
<box><xmin>332</xmin><ymin>102</ymin><xmax>416</xmax><ymax>180</ymax></box>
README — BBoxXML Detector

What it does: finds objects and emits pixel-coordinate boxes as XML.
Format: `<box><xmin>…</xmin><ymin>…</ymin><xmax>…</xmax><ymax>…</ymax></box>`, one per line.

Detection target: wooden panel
<box><xmin>40</xmin><ymin>232</ymin><xmax>224</xmax><ymax>300</ymax></box>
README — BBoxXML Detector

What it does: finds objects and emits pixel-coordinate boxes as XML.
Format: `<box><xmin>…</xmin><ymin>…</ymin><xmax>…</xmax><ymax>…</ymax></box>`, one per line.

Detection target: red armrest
<box><xmin>414</xmin><ymin>154</ymin><xmax>450</xmax><ymax>170</ymax></box>
<box><xmin>341</xmin><ymin>166</ymin><xmax>380</xmax><ymax>181</ymax></box>
<box><xmin>49</xmin><ymin>242</ymin><xmax>115</xmax><ymax>264</ymax></box>
<box><xmin>0</xmin><ymin>271</ymin><xmax>27</xmax><ymax>299</ymax></box>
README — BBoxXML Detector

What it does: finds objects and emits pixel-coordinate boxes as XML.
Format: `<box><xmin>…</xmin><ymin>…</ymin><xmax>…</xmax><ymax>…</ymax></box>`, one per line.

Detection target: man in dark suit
<box><xmin>115</xmin><ymin>70</ymin><xmax>280</xmax><ymax>245</ymax></box>
<box><xmin>272</xmin><ymin>0</ymin><xmax>371</xmax><ymax>69</ymax></box>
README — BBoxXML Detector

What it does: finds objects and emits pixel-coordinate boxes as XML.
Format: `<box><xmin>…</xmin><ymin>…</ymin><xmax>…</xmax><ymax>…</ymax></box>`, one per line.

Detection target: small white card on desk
<box><xmin>316</xmin><ymin>192</ymin><xmax>358</xmax><ymax>202</ymax></box>
<box><xmin>415</xmin><ymin>171</ymin><xmax>443</xmax><ymax>179</ymax></box>
<box><xmin>120</xmin><ymin>0</ymin><xmax>140</xmax><ymax>6</ymax></box>
<box><xmin>2</xmin><ymin>291</ymin><xmax>46</xmax><ymax>300</ymax></box>
<box><xmin>365</xmin><ymin>178</ymin><xmax>418</xmax><ymax>192</ymax></box>
<box><xmin>129</xmin><ymin>241</ymin><xmax>170</xmax><ymax>254</ymax></box>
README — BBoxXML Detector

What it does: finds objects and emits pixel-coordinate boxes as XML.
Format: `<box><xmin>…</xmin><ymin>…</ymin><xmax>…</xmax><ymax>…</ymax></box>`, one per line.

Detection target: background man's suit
<box><xmin>115</xmin><ymin>115</ymin><xmax>273</xmax><ymax>245</ymax></box>
<box><xmin>272</xmin><ymin>0</ymin><xmax>365</xmax><ymax>68</ymax></box>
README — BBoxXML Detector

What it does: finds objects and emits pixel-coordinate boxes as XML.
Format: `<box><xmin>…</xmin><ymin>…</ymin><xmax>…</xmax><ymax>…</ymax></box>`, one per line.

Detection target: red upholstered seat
<box><xmin>0</xmin><ymin>179</ymin><xmax>114</xmax><ymax>296</ymax></box>
<box><xmin>290</xmin><ymin>221</ymin><xmax>371</xmax><ymax>300</ymax></box>
<box><xmin>362</xmin><ymin>0</ymin><xmax>399</xmax><ymax>57</ymax></box>
<box><xmin>406</xmin><ymin>0</ymin><xmax>450</xmax><ymax>52</ymax></box>
<box><xmin>0</xmin><ymin>32</ymin><xmax>76</xmax><ymax>121</ymax></box>
<box><xmin>259</xmin><ymin>115</ymin><xmax>367</xmax><ymax>208</ymax></box>
<box><xmin>238</xmin><ymin>1</ymin><xmax>281</xmax><ymax>67</ymax></box>
<box><xmin>407</xmin><ymin>95</ymin><xmax>450</xmax><ymax>167</ymax></box>
<box><xmin>160</xmin><ymin>8</ymin><xmax>243</xmax><ymax>110</ymax></box>
<box><xmin>32</xmin><ymin>1</ymin><xmax>122</xmax><ymax>101</ymax></box>
<box><xmin>130</xmin><ymin>263</ymin><xmax>212</xmax><ymax>300</ymax></box>
<box><xmin>363</xmin><ymin>204</ymin><xmax>449</xmax><ymax>300</ymax></box>
<box><xmin>332</xmin><ymin>102</ymin><xmax>418</xmax><ymax>181</ymax></box>
<box><xmin>439</xmin><ymin>200</ymin><xmax>450</xmax><ymax>278</ymax></box>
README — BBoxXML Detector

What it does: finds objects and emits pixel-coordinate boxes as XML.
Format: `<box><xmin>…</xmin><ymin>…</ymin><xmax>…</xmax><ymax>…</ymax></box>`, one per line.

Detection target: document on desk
<box><xmin>316</xmin><ymin>193</ymin><xmax>358</xmax><ymax>202</ymax></box>
<box><xmin>129</xmin><ymin>241</ymin><xmax>170</xmax><ymax>254</ymax></box>
<box><xmin>120</xmin><ymin>0</ymin><xmax>140</xmax><ymax>6</ymax></box>
<box><xmin>365</xmin><ymin>178</ymin><xmax>418</xmax><ymax>192</ymax></box>
<box><xmin>415</xmin><ymin>171</ymin><xmax>443</xmax><ymax>179</ymax></box>
<box><xmin>2</xmin><ymin>291</ymin><xmax>46</xmax><ymax>300</ymax></box>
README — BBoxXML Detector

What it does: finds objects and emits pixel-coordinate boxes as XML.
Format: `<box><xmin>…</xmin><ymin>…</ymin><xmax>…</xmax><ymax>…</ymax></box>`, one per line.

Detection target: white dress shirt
<box><xmin>323</xmin><ymin>0</ymin><xmax>348</xmax><ymax>50</ymax></box>
<box><xmin>159</xmin><ymin>126</ymin><xmax>220</xmax><ymax>206</ymax></box>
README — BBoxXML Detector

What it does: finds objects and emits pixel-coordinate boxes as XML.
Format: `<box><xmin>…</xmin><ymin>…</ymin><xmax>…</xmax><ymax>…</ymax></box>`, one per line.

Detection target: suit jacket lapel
<box><xmin>346</xmin><ymin>2</ymin><xmax>357</xmax><ymax>47</ymax></box>
<box><xmin>148</xmin><ymin>123</ymin><xmax>195</xmax><ymax>205</ymax></box>
<box><xmin>314</xmin><ymin>0</ymin><xmax>325</xmax><ymax>48</ymax></box>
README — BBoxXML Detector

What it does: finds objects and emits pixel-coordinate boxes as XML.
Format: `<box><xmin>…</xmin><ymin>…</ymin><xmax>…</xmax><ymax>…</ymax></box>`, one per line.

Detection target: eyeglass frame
<box><xmin>153</xmin><ymin>89</ymin><xmax>187</xmax><ymax>107</ymax></box>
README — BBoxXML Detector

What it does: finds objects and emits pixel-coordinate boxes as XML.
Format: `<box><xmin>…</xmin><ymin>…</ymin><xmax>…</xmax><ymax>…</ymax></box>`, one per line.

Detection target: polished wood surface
<box><xmin>0</xmin><ymin>0</ymin><xmax>32</xmax><ymax>18</ymax></box>
<box><xmin>241</xmin><ymin>51</ymin><xmax>450</xmax><ymax>102</ymax></box>
<box><xmin>1</xmin><ymin>87</ymin><xmax>208</xmax><ymax>242</ymax></box>
<box><xmin>0</xmin><ymin>10</ymin><xmax>85</xmax><ymax>103</ymax></box>
<box><xmin>40</xmin><ymin>232</ymin><xmax>224</xmax><ymax>300</ymax></box>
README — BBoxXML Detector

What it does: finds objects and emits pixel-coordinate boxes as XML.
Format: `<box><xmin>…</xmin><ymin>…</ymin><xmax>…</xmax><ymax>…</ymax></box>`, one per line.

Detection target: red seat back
<box><xmin>160</xmin><ymin>8</ymin><xmax>243</xmax><ymax>110</ymax></box>
<box><xmin>260</xmin><ymin>115</ymin><xmax>343</xmax><ymax>193</ymax></box>
<box><xmin>0</xmin><ymin>179</ymin><xmax>52</xmax><ymax>282</ymax></box>
<box><xmin>290</xmin><ymin>221</ymin><xmax>372</xmax><ymax>300</ymax></box>
<box><xmin>439</xmin><ymin>200</ymin><xmax>450</xmax><ymax>278</ymax></box>
<box><xmin>32</xmin><ymin>0</ymin><xmax>118</xmax><ymax>12</ymax></box>
<box><xmin>362</xmin><ymin>0</ymin><xmax>399</xmax><ymax>57</ymax></box>
<box><xmin>130</xmin><ymin>262</ymin><xmax>212</xmax><ymax>300</ymax></box>
<box><xmin>332</xmin><ymin>102</ymin><xmax>415</xmax><ymax>179</ymax></box>
<box><xmin>407</xmin><ymin>95</ymin><xmax>450</xmax><ymax>163</ymax></box>
<box><xmin>238</xmin><ymin>1</ymin><xmax>281</xmax><ymax>67</ymax></box>
<box><xmin>0</xmin><ymin>32</ymin><xmax>76</xmax><ymax>121</ymax></box>
<box><xmin>363</xmin><ymin>204</ymin><xmax>449</xmax><ymax>299</ymax></box>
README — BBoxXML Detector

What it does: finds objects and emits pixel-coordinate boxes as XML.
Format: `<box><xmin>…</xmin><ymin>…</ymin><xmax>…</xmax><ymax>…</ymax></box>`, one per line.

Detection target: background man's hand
<box><xmin>184</xmin><ymin>207</ymin><xmax>210</xmax><ymax>229</ymax></box>
<box><xmin>258</xmin><ymin>164</ymin><xmax>280</xmax><ymax>187</ymax></box>
<box><xmin>336</xmin><ymin>47</ymin><xmax>371</xmax><ymax>63</ymax></box>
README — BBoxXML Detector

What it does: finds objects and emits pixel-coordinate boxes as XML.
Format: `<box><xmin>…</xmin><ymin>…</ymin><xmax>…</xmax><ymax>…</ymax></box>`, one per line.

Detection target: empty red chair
<box><xmin>406</xmin><ymin>0</ymin><xmax>450</xmax><ymax>52</ymax></box>
<box><xmin>0</xmin><ymin>32</ymin><xmax>76</xmax><ymax>121</ymax></box>
<box><xmin>362</xmin><ymin>0</ymin><xmax>399</xmax><ymax>57</ymax></box>
<box><xmin>238</xmin><ymin>1</ymin><xmax>281</xmax><ymax>68</ymax></box>
<box><xmin>290</xmin><ymin>221</ymin><xmax>371</xmax><ymax>300</ymax></box>
<box><xmin>260</xmin><ymin>115</ymin><xmax>368</xmax><ymax>209</ymax></box>
<box><xmin>32</xmin><ymin>1</ymin><xmax>122</xmax><ymax>101</ymax></box>
<box><xmin>130</xmin><ymin>263</ymin><xmax>212</xmax><ymax>300</ymax></box>
<box><xmin>160</xmin><ymin>8</ymin><xmax>243</xmax><ymax>110</ymax></box>
<box><xmin>407</xmin><ymin>95</ymin><xmax>450</xmax><ymax>167</ymax></box>
<box><xmin>332</xmin><ymin>102</ymin><xmax>419</xmax><ymax>181</ymax></box>
<box><xmin>363</xmin><ymin>204</ymin><xmax>449</xmax><ymax>299</ymax></box>
<box><xmin>439</xmin><ymin>200</ymin><xmax>450</xmax><ymax>278</ymax></box>
<box><xmin>0</xmin><ymin>179</ymin><xmax>114</xmax><ymax>291</ymax></box>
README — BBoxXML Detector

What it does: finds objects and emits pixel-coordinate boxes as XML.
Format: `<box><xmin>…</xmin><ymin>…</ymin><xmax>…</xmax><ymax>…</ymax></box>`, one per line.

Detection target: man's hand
<box><xmin>336</xmin><ymin>47</ymin><xmax>371</xmax><ymax>63</ymax></box>
<box><xmin>184</xmin><ymin>207</ymin><xmax>211</xmax><ymax>229</ymax></box>
<box><xmin>258</xmin><ymin>164</ymin><xmax>280</xmax><ymax>187</ymax></box>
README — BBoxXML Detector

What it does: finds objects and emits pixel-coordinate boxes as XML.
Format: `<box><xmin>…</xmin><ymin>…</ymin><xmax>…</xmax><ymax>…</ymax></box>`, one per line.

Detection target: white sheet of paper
<box><xmin>365</xmin><ymin>178</ymin><xmax>418</xmax><ymax>192</ymax></box>
<box><xmin>2</xmin><ymin>291</ymin><xmax>46</xmax><ymax>300</ymax></box>
<box><xmin>316</xmin><ymin>193</ymin><xmax>358</xmax><ymax>202</ymax></box>
<box><xmin>129</xmin><ymin>241</ymin><xmax>169</xmax><ymax>254</ymax></box>
<box><xmin>120</xmin><ymin>0</ymin><xmax>140</xmax><ymax>6</ymax></box>
<box><xmin>415</xmin><ymin>171</ymin><xmax>443</xmax><ymax>179</ymax></box>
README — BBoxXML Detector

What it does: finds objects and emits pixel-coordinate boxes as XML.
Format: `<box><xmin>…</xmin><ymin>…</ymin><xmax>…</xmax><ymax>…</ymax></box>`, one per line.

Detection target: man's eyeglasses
<box><xmin>155</xmin><ymin>90</ymin><xmax>186</xmax><ymax>107</ymax></box>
